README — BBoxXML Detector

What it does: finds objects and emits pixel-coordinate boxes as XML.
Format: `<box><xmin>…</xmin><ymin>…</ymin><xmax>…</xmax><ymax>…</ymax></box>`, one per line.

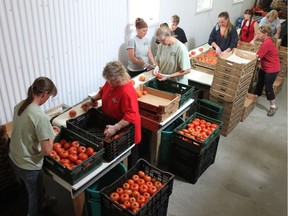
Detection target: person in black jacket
<box><xmin>208</xmin><ymin>11</ymin><xmax>238</xmax><ymax>56</ymax></box>
<box><xmin>169</xmin><ymin>15</ymin><xmax>188</xmax><ymax>46</ymax></box>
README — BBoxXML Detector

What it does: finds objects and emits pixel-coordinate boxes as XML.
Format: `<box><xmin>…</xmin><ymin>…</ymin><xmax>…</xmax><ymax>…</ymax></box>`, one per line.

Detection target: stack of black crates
<box><xmin>169</xmin><ymin>99</ymin><xmax>223</xmax><ymax>184</ymax></box>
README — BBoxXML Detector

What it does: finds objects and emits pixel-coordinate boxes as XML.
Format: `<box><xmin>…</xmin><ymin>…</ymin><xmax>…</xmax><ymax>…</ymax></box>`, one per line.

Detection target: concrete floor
<box><xmin>167</xmin><ymin>79</ymin><xmax>287</xmax><ymax>216</ymax></box>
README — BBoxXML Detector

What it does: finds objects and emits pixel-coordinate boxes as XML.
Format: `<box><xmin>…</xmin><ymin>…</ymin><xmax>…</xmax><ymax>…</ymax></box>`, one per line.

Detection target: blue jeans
<box><xmin>10</xmin><ymin>160</ymin><xmax>43</xmax><ymax>216</ymax></box>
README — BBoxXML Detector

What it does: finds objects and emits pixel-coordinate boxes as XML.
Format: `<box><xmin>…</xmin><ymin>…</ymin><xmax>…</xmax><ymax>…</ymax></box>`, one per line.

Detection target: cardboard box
<box><xmin>209</xmin><ymin>84</ymin><xmax>249</xmax><ymax>103</ymax></box>
<box><xmin>191</xmin><ymin>64</ymin><xmax>215</xmax><ymax>75</ymax></box>
<box><xmin>191</xmin><ymin>48</ymin><xmax>218</xmax><ymax>70</ymax></box>
<box><xmin>137</xmin><ymin>85</ymin><xmax>180</xmax><ymax>114</ymax></box>
<box><xmin>212</xmin><ymin>72</ymin><xmax>253</xmax><ymax>90</ymax></box>
<box><xmin>241</xmin><ymin>93</ymin><xmax>257</xmax><ymax>122</ymax></box>
<box><xmin>139</xmin><ymin>105</ymin><xmax>178</xmax><ymax>123</ymax></box>
<box><xmin>217</xmin><ymin>48</ymin><xmax>257</xmax><ymax>72</ymax></box>
<box><xmin>209</xmin><ymin>95</ymin><xmax>245</xmax><ymax>113</ymax></box>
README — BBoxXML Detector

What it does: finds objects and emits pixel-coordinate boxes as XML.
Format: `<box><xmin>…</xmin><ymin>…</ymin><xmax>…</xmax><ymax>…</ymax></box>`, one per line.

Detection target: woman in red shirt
<box><xmin>239</xmin><ymin>9</ymin><xmax>259</xmax><ymax>44</ymax></box>
<box><xmin>254</xmin><ymin>24</ymin><xmax>280</xmax><ymax>117</ymax></box>
<box><xmin>84</xmin><ymin>61</ymin><xmax>141</xmax><ymax>165</ymax></box>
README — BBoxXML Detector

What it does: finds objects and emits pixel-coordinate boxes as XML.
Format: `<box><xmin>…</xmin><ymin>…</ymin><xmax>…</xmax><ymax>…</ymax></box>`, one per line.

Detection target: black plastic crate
<box><xmin>100</xmin><ymin>159</ymin><xmax>174</xmax><ymax>216</ymax></box>
<box><xmin>169</xmin><ymin>136</ymin><xmax>219</xmax><ymax>184</ymax></box>
<box><xmin>43</xmin><ymin>127</ymin><xmax>104</xmax><ymax>185</ymax></box>
<box><xmin>66</xmin><ymin>108</ymin><xmax>135</xmax><ymax>162</ymax></box>
<box><xmin>173</xmin><ymin>112</ymin><xmax>222</xmax><ymax>154</ymax></box>
<box><xmin>195</xmin><ymin>99</ymin><xmax>224</xmax><ymax>120</ymax></box>
<box><xmin>144</xmin><ymin>78</ymin><xmax>195</xmax><ymax>107</ymax></box>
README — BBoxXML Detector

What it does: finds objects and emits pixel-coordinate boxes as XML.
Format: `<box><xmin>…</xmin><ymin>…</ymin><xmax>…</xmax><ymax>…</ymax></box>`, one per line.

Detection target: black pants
<box><xmin>254</xmin><ymin>69</ymin><xmax>279</xmax><ymax>101</ymax></box>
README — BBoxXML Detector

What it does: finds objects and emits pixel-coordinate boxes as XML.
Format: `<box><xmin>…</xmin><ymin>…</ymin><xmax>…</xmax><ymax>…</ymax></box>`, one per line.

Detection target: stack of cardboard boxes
<box><xmin>209</xmin><ymin>49</ymin><xmax>257</xmax><ymax>136</ymax></box>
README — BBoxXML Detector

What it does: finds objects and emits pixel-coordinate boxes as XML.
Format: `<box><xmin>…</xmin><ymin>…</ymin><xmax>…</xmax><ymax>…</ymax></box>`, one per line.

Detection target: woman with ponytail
<box><xmin>254</xmin><ymin>25</ymin><xmax>280</xmax><ymax>117</ymax></box>
<box><xmin>9</xmin><ymin>77</ymin><xmax>57</xmax><ymax>216</ymax></box>
<box><xmin>208</xmin><ymin>11</ymin><xmax>238</xmax><ymax>56</ymax></box>
<box><xmin>239</xmin><ymin>9</ymin><xmax>259</xmax><ymax>44</ymax></box>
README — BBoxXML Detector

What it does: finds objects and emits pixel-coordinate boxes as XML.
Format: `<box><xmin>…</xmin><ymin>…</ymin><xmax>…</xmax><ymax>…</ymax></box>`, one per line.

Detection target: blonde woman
<box><xmin>208</xmin><ymin>11</ymin><xmax>238</xmax><ymax>55</ymax></box>
<box><xmin>259</xmin><ymin>9</ymin><xmax>281</xmax><ymax>40</ymax></box>
<box><xmin>254</xmin><ymin>25</ymin><xmax>280</xmax><ymax>117</ymax></box>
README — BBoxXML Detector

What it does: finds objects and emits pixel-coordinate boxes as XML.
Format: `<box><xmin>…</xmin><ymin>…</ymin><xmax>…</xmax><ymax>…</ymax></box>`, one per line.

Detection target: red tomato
<box><xmin>59</xmin><ymin>158</ymin><xmax>70</xmax><ymax>165</ymax></box>
<box><xmin>119</xmin><ymin>193</ymin><xmax>130</xmax><ymax>203</ymax></box>
<box><xmin>199</xmin><ymin>47</ymin><xmax>204</xmax><ymax>52</ymax></box>
<box><xmin>139</xmin><ymin>184</ymin><xmax>148</xmax><ymax>194</ymax></box>
<box><xmin>130</xmin><ymin>183</ymin><xmax>139</xmax><ymax>191</ymax></box>
<box><xmin>146</xmin><ymin>181</ymin><xmax>153</xmax><ymax>187</ymax></box>
<box><xmin>123</xmin><ymin>200</ymin><xmax>131</xmax><ymax>209</ymax></box>
<box><xmin>151</xmin><ymin>178</ymin><xmax>156</xmax><ymax>183</ymax></box>
<box><xmin>131</xmin><ymin>190</ymin><xmax>140</xmax><ymax>198</ymax></box>
<box><xmin>63</xmin><ymin>142</ymin><xmax>71</xmax><ymax>150</ymax></box>
<box><xmin>132</xmin><ymin>207</ymin><xmax>139</xmax><ymax>213</ymax></box>
<box><xmin>143</xmin><ymin>192</ymin><xmax>151</xmax><ymax>201</ymax></box>
<box><xmin>49</xmin><ymin>150</ymin><xmax>57</xmax><ymax>157</ymax></box>
<box><xmin>129</xmin><ymin>197</ymin><xmax>136</xmax><ymax>203</ymax></box>
<box><xmin>59</xmin><ymin>139</ymin><xmax>67</xmax><ymax>145</ymax></box>
<box><xmin>71</xmin><ymin>141</ymin><xmax>80</xmax><ymax>148</ymax></box>
<box><xmin>137</xmin><ymin>178</ymin><xmax>145</xmax><ymax>186</ymax></box>
<box><xmin>110</xmin><ymin>192</ymin><xmax>120</xmax><ymax>202</ymax></box>
<box><xmin>154</xmin><ymin>181</ymin><xmax>162</xmax><ymax>189</ymax></box>
<box><xmin>144</xmin><ymin>175</ymin><xmax>151</xmax><ymax>182</ymax></box>
<box><xmin>85</xmin><ymin>147</ymin><xmax>94</xmax><ymax>156</ymax></box>
<box><xmin>75</xmin><ymin>159</ymin><xmax>82</xmax><ymax>165</ymax></box>
<box><xmin>148</xmin><ymin>185</ymin><xmax>157</xmax><ymax>195</ymax></box>
<box><xmin>156</xmin><ymin>73</ymin><xmax>163</xmax><ymax>79</ymax></box>
<box><xmin>68</xmin><ymin>154</ymin><xmax>78</xmax><ymax>163</ymax></box>
<box><xmin>78</xmin><ymin>152</ymin><xmax>88</xmax><ymax>161</ymax></box>
<box><xmin>130</xmin><ymin>201</ymin><xmax>140</xmax><ymax>210</ymax></box>
<box><xmin>53</xmin><ymin>142</ymin><xmax>62</xmax><ymax>151</ymax></box>
<box><xmin>138</xmin><ymin>170</ymin><xmax>145</xmax><ymax>178</ymax></box>
<box><xmin>59</xmin><ymin>150</ymin><xmax>69</xmax><ymax>159</ymax></box>
<box><xmin>127</xmin><ymin>179</ymin><xmax>134</xmax><ymax>185</ymax></box>
<box><xmin>68</xmin><ymin>147</ymin><xmax>78</xmax><ymax>155</ymax></box>
<box><xmin>69</xmin><ymin>110</ymin><xmax>77</xmax><ymax>118</ymax></box>
<box><xmin>51</xmin><ymin>154</ymin><xmax>60</xmax><ymax>161</ymax></box>
<box><xmin>116</xmin><ymin>188</ymin><xmax>124</xmax><ymax>195</ymax></box>
<box><xmin>124</xmin><ymin>189</ymin><xmax>132</xmax><ymax>196</ymax></box>
<box><xmin>77</xmin><ymin>146</ymin><xmax>86</xmax><ymax>154</ymax></box>
<box><xmin>123</xmin><ymin>183</ymin><xmax>130</xmax><ymax>190</ymax></box>
<box><xmin>132</xmin><ymin>174</ymin><xmax>140</xmax><ymax>182</ymax></box>
<box><xmin>136</xmin><ymin>195</ymin><xmax>146</xmax><ymax>205</ymax></box>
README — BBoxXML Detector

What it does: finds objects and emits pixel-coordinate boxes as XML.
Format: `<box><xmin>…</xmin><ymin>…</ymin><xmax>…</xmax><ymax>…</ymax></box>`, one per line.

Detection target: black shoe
<box><xmin>41</xmin><ymin>195</ymin><xmax>57</xmax><ymax>211</ymax></box>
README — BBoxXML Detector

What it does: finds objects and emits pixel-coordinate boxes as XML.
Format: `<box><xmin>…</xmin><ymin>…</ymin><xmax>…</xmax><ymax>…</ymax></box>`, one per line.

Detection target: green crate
<box><xmin>195</xmin><ymin>99</ymin><xmax>224</xmax><ymax>120</ymax></box>
<box><xmin>85</xmin><ymin>163</ymin><xmax>127</xmax><ymax>216</ymax></box>
<box><xmin>144</xmin><ymin>78</ymin><xmax>195</xmax><ymax>107</ymax></box>
<box><xmin>44</xmin><ymin>127</ymin><xmax>104</xmax><ymax>184</ymax></box>
<box><xmin>173</xmin><ymin>112</ymin><xmax>222</xmax><ymax>154</ymax></box>
<box><xmin>159</xmin><ymin>117</ymin><xmax>185</xmax><ymax>166</ymax></box>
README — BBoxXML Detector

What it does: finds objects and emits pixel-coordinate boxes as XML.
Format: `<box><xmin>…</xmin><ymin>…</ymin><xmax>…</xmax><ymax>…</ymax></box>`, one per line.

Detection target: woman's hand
<box><xmin>104</xmin><ymin>124</ymin><xmax>120</xmax><ymax>137</ymax></box>
<box><xmin>215</xmin><ymin>47</ymin><xmax>222</xmax><ymax>55</ymax></box>
<box><xmin>158</xmin><ymin>73</ymin><xmax>170</xmax><ymax>81</ymax></box>
<box><xmin>152</xmin><ymin>66</ymin><xmax>159</xmax><ymax>76</ymax></box>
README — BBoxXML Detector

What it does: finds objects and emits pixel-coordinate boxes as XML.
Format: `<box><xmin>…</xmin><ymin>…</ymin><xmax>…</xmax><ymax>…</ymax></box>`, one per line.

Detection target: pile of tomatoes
<box><xmin>177</xmin><ymin>117</ymin><xmax>219</xmax><ymax>143</ymax></box>
<box><xmin>49</xmin><ymin>139</ymin><xmax>96</xmax><ymax>170</ymax></box>
<box><xmin>109</xmin><ymin>170</ymin><xmax>164</xmax><ymax>214</ymax></box>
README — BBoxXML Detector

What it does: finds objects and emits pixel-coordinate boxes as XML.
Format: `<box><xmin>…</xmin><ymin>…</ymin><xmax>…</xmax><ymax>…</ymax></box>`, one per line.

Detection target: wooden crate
<box><xmin>237</xmin><ymin>41</ymin><xmax>260</xmax><ymax>53</ymax></box>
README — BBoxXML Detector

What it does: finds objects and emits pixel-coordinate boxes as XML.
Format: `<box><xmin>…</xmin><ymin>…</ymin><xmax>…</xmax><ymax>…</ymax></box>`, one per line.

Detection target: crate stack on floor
<box><xmin>209</xmin><ymin>49</ymin><xmax>257</xmax><ymax>136</ymax></box>
<box><xmin>169</xmin><ymin>101</ymin><xmax>223</xmax><ymax>184</ymax></box>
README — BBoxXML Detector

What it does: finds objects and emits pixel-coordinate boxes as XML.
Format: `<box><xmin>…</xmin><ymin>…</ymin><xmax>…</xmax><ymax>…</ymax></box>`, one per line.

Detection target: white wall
<box><xmin>0</xmin><ymin>0</ymin><xmax>255</xmax><ymax>124</ymax></box>
<box><xmin>158</xmin><ymin>0</ymin><xmax>255</xmax><ymax>50</ymax></box>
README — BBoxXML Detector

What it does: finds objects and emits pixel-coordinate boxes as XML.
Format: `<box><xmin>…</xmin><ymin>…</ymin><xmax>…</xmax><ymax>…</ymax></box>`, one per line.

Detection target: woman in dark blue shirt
<box><xmin>208</xmin><ymin>11</ymin><xmax>238</xmax><ymax>56</ymax></box>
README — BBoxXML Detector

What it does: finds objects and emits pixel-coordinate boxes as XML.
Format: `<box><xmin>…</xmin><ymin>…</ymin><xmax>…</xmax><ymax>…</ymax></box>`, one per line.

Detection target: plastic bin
<box><xmin>158</xmin><ymin>117</ymin><xmax>185</xmax><ymax>166</ymax></box>
<box><xmin>67</xmin><ymin>108</ymin><xmax>135</xmax><ymax>162</ymax></box>
<box><xmin>170</xmin><ymin>135</ymin><xmax>220</xmax><ymax>184</ymax></box>
<box><xmin>100</xmin><ymin>159</ymin><xmax>174</xmax><ymax>216</ymax></box>
<box><xmin>85</xmin><ymin>163</ymin><xmax>127</xmax><ymax>216</ymax></box>
<box><xmin>195</xmin><ymin>99</ymin><xmax>224</xmax><ymax>120</ymax></box>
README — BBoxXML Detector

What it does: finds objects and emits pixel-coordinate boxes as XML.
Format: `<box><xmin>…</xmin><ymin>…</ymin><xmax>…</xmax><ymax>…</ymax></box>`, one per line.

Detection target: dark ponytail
<box><xmin>18</xmin><ymin>77</ymin><xmax>57</xmax><ymax>116</ymax></box>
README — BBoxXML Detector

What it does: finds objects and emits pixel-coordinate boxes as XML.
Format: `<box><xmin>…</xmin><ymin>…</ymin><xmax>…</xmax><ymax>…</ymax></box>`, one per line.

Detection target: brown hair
<box><xmin>218</xmin><ymin>11</ymin><xmax>233</xmax><ymax>38</ymax></box>
<box><xmin>102</xmin><ymin>61</ymin><xmax>130</xmax><ymax>85</ymax></box>
<box><xmin>259</xmin><ymin>24</ymin><xmax>277</xmax><ymax>44</ymax></box>
<box><xmin>240</xmin><ymin>9</ymin><xmax>254</xmax><ymax>38</ymax></box>
<box><xmin>18</xmin><ymin>77</ymin><xmax>57</xmax><ymax>115</ymax></box>
<box><xmin>135</xmin><ymin>18</ymin><xmax>148</xmax><ymax>29</ymax></box>
<box><xmin>171</xmin><ymin>15</ymin><xmax>180</xmax><ymax>25</ymax></box>
<box><xmin>155</xmin><ymin>26</ymin><xmax>173</xmax><ymax>38</ymax></box>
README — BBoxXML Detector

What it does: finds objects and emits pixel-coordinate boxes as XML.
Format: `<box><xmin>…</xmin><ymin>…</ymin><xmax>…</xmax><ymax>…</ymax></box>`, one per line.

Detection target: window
<box><xmin>129</xmin><ymin>0</ymin><xmax>160</xmax><ymax>24</ymax></box>
<box><xmin>196</xmin><ymin>0</ymin><xmax>213</xmax><ymax>13</ymax></box>
<box><xmin>233</xmin><ymin>0</ymin><xmax>244</xmax><ymax>3</ymax></box>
